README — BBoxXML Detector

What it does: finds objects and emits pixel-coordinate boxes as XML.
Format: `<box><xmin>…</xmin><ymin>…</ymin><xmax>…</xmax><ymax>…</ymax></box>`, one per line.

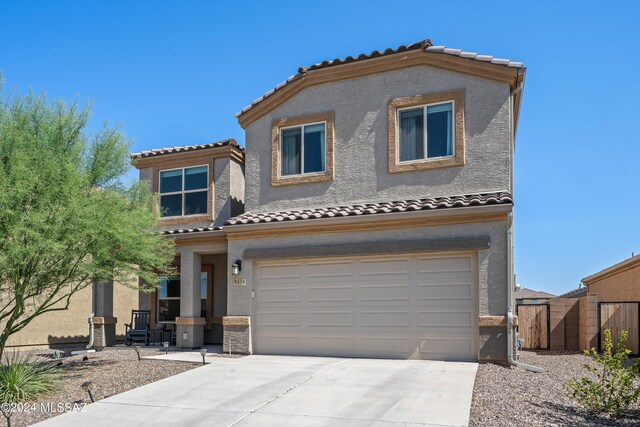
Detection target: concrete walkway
<box><xmin>34</xmin><ymin>355</ymin><xmax>478</xmax><ymax>427</ymax></box>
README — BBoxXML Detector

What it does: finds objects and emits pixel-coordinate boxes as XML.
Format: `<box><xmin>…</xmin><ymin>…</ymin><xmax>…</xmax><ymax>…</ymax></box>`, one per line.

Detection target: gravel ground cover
<box><xmin>4</xmin><ymin>347</ymin><xmax>240</xmax><ymax>427</ymax></box>
<box><xmin>470</xmin><ymin>350</ymin><xmax>640</xmax><ymax>426</ymax></box>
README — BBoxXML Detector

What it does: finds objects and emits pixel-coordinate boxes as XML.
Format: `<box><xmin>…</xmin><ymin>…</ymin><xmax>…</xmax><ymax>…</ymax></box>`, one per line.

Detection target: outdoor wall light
<box><xmin>199</xmin><ymin>348</ymin><xmax>207</xmax><ymax>365</ymax></box>
<box><xmin>162</xmin><ymin>341</ymin><xmax>169</xmax><ymax>354</ymax></box>
<box><xmin>232</xmin><ymin>260</ymin><xmax>242</xmax><ymax>276</ymax></box>
<box><xmin>81</xmin><ymin>381</ymin><xmax>95</xmax><ymax>403</ymax></box>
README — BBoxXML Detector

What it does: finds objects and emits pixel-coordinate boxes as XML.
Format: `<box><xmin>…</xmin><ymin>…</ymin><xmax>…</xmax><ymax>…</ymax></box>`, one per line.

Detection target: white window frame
<box><xmin>158</xmin><ymin>164</ymin><xmax>209</xmax><ymax>217</ymax></box>
<box><xmin>157</xmin><ymin>274</ymin><xmax>180</xmax><ymax>324</ymax></box>
<box><xmin>397</xmin><ymin>100</ymin><xmax>455</xmax><ymax>164</ymax></box>
<box><xmin>279</xmin><ymin>121</ymin><xmax>327</xmax><ymax>177</ymax></box>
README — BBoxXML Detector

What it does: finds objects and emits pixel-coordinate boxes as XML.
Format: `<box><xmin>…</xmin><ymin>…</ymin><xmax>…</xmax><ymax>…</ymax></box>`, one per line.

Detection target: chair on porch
<box><xmin>124</xmin><ymin>310</ymin><xmax>151</xmax><ymax>346</ymax></box>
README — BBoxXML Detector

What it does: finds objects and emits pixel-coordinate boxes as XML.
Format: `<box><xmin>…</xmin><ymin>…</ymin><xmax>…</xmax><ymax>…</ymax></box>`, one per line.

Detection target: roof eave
<box><xmin>224</xmin><ymin>203</ymin><xmax>513</xmax><ymax>233</ymax></box>
<box><xmin>235</xmin><ymin>48</ymin><xmax>522</xmax><ymax>129</ymax></box>
<box><xmin>582</xmin><ymin>255</ymin><xmax>640</xmax><ymax>284</ymax></box>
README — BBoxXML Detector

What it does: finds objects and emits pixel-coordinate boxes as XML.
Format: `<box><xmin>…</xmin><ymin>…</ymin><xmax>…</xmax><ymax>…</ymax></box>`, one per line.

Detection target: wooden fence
<box><xmin>550</xmin><ymin>298</ymin><xmax>580</xmax><ymax>351</ymax></box>
<box><xmin>599</xmin><ymin>302</ymin><xmax>640</xmax><ymax>355</ymax></box>
<box><xmin>517</xmin><ymin>304</ymin><xmax>549</xmax><ymax>350</ymax></box>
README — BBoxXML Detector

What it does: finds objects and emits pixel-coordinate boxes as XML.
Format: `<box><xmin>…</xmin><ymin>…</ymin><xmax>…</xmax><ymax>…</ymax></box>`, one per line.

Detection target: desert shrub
<box><xmin>0</xmin><ymin>352</ymin><xmax>59</xmax><ymax>403</ymax></box>
<box><xmin>566</xmin><ymin>329</ymin><xmax>640</xmax><ymax>418</ymax></box>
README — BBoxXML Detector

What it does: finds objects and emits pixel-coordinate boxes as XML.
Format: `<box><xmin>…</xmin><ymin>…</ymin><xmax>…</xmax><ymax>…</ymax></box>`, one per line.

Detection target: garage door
<box><xmin>252</xmin><ymin>253</ymin><xmax>478</xmax><ymax>361</ymax></box>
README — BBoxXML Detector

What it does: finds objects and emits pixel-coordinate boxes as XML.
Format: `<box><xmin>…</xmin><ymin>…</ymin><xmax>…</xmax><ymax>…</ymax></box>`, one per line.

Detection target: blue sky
<box><xmin>1</xmin><ymin>0</ymin><xmax>638</xmax><ymax>295</ymax></box>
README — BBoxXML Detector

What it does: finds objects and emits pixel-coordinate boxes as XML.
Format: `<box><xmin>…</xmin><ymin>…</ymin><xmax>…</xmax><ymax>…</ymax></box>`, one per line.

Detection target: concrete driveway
<box><xmin>35</xmin><ymin>355</ymin><xmax>478</xmax><ymax>427</ymax></box>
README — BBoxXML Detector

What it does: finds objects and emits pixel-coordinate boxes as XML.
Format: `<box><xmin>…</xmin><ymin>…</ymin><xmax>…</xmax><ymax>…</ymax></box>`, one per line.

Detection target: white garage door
<box><xmin>252</xmin><ymin>253</ymin><xmax>478</xmax><ymax>361</ymax></box>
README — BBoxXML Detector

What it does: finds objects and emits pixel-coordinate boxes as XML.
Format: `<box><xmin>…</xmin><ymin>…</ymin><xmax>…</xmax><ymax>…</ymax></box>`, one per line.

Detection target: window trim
<box><xmin>271</xmin><ymin>111</ymin><xmax>335</xmax><ymax>187</ymax></box>
<box><xmin>397</xmin><ymin>100</ymin><xmax>455</xmax><ymax>163</ymax></box>
<box><xmin>279</xmin><ymin>120</ymin><xmax>327</xmax><ymax>178</ymax></box>
<box><xmin>156</xmin><ymin>270</ymin><xmax>211</xmax><ymax>325</ymax></box>
<box><xmin>388</xmin><ymin>89</ymin><xmax>465</xmax><ymax>173</ymax></box>
<box><xmin>156</xmin><ymin>274</ymin><xmax>181</xmax><ymax>324</ymax></box>
<box><xmin>158</xmin><ymin>164</ymin><xmax>209</xmax><ymax>218</ymax></box>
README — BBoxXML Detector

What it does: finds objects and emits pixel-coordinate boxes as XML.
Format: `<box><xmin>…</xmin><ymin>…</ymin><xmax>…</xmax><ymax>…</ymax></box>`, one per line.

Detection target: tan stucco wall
<box><xmin>586</xmin><ymin>264</ymin><xmax>640</xmax><ymax>302</ymax></box>
<box><xmin>113</xmin><ymin>279</ymin><xmax>140</xmax><ymax>339</ymax></box>
<box><xmin>3</xmin><ymin>279</ymin><xmax>138</xmax><ymax>349</ymax></box>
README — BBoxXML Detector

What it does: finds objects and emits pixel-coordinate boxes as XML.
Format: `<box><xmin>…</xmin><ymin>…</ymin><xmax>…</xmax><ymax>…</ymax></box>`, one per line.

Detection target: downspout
<box><xmin>85</xmin><ymin>313</ymin><xmax>95</xmax><ymax>350</ymax></box>
<box><xmin>506</xmin><ymin>213</ymin><xmax>543</xmax><ymax>372</ymax></box>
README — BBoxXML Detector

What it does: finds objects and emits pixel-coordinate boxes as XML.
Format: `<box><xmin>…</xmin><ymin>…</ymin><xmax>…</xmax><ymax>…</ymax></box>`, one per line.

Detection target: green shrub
<box><xmin>566</xmin><ymin>329</ymin><xmax>640</xmax><ymax>418</ymax></box>
<box><xmin>0</xmin><ymin>352</ymin><xmax>59</xmax><ymax>403</ymax></box>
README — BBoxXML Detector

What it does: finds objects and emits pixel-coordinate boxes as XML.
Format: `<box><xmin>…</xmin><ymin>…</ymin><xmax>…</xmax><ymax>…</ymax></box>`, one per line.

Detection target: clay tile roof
<box><xmin>514</xmin><ymin>287</ymin><xmax>556</xmax><ymax>300</ymax></box>
<box><xmin>235</xmin><ymin>39</ymin><xmax>524</xmax><ymax>119</ymax></box>
<box><xmin>557</xmin><ymin>287</ymin><xmax>587</xmax><ymax>299</ymax></box>
<box><xmin>161</xmin><ymin>225</ymin><xmax>223</xmax><ymax>236</ymax></box>
<box><xmin>131</xmin><ymin>138</ymin><xmax>243</xmax><ymax>160</ymax></box>
<box><xmin>225</xmin><ymin>191</ymin><xmax>512</xmax><ymax>226</ymax></box>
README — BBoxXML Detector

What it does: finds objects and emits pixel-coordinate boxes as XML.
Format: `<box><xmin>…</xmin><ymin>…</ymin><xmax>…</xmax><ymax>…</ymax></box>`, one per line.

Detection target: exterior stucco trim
<box><xmin>237</xmin><ymin>49</ymin><xmax>520</xmax><ymax>129</ymax></box>
<box><xmin>93</xmin><ymin>316</ymin><xmax>117</xmax><ymax>325</ymax></box>
<box><xmin>175</xmin><ymin>317</ymin><xmax>206</xmax><ymax>326</ymax></box>
<box><xmin>388</xmin><ymin>89</ymin><xmax>465</xmax><ymax>173</ymax></box>
<box><xmin>271</xmin><ymin>111</ymin><xmax>335</xmax><ymax>187</ymax></box>
<box><xmin>479</xmin><ymin>315</ymin><xmax>518</xmax><ymax>327</ymax></box>
<box><xmin>242</xmin><ymin>236</ymin><xmax>489</xmax><ymax>260</ymax></box>
<box><xmin>223</xmin><ymin>316</ymin><xmax>251</xmax><ymax>326</ymax></box>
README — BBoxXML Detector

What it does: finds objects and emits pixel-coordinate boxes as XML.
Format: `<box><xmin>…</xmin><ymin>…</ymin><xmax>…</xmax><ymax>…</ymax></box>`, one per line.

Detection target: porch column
<box><xmin>176</xmin><ymin>249</ymin><xmax>205</xmax><ymax>348</ymax></box>
<box><xmin>92</xmin><ymin>280</ymin><xmax>117</xmax><ymax>351</ymax></box>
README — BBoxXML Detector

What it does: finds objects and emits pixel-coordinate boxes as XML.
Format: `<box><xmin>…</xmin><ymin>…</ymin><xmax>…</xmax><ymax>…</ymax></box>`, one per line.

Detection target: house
<box><xmin>543</xmin><ymin>255</ymin><xmax>639</xmax><ymax>354</ymax></box>
<box><xmin>5</xmin><ymin>283</ymin><xmax>137</xmax><ymax>351</ymax></box>
<box><xmin>581</xmin><ymin>254</ymin><xmax>640</xmax><ymax>353</ymax></box>
<box><xmin>132</xmin><ymin>39</ymin><xmax>527</xmax><ymax>364</ymax></box>
<box><xmin>515</xmin><ymin>287</ymin><xmax>556</xmax><ymax>305</ymax></box>
<box><xmin>582</xmin><ymin>254</ymin><xmax>640</xmax><ymax>301</ymax></box>
<box><xmin>557</xmin><ymin>286</ymin><xmax>587</xmax><ymax>299</ymax></box>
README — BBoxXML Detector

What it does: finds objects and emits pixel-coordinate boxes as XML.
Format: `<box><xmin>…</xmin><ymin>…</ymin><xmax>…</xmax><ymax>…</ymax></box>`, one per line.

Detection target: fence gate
<box><xmin>599</xmin><ymin>302</ymin><xmax>640</xmax><ymax>355</ymax></box>
<box><xmin>517</xmin><ymin>304</ymin><xmax>550</xmax><ymax>350</ymax></box>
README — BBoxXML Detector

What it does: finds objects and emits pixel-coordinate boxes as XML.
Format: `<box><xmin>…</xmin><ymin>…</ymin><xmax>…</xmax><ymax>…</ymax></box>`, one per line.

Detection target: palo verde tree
<box><xmin>0</xmin><ymin>90</ymin><xmax>175</xmax><ymax>358</ymax></box>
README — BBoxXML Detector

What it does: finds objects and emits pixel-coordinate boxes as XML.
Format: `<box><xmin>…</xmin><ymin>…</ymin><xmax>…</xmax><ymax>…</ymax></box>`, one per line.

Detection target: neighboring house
<box><xmin>582</xmin><ymin>254</ymin><xmax>640</xmax><ymax>353</ymax></box>
<box><xmin>558</xmin><ymin>286</ymin><xmax>587</xmax><ymax>299</ymax></box>
<box><xmin>132</xmin><ymin>39</ymin><xmax>527</xmax><ymax>364</ymax></box>
<box><xmin>582</xmin><ymin>254</ymin><xmax>640</xmax><ymax>301</ymax></box>
<box><xmin>547</xmin><ymin>254</ymin><xmax>640</xmax><ymax>354</ymax></box>
<box><xmin>515</xmin><ymin>287</ymin><xmax>556</xmax><ymax>305</ymax></box>
<box><xmin>5</xmin><ymin>283</ymin><xmax>137</xmax><ymax>350</ymax></box>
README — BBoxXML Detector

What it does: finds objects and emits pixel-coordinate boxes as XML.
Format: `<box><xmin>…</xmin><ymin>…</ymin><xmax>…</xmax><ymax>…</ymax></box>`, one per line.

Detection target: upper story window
<box><xmin>271</xmin><ymin>111</ymin><xmax>335</xmax><ymax>186</ymax></box>
<box><xmin>281</xmin><ymin>122</ymin><xmax>326</xmax><ymax>176</ymax></box>
<box><xmin>159</xmin><ymin>165</ymin><xmax>208</xmax><ymax>217</ymax></box>
<box><xmin>399</xmin><ymin>101</ymin><xmax>453</xmax><ymax>162</ymax></box>
<box><xmin>389</xmin><ymin>89</ymin><xmax>465</xmax><ymax>173</ymax></box>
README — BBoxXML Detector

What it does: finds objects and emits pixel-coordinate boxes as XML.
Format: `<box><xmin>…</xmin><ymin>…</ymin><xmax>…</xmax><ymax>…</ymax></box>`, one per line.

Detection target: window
<box><xmin>157</xmin><ymin>272</ymin><xmax>208</xmax><ymax>323</ymax></box>
<box><xmin>399</xmin><ymin>102</ymin><xmax>453</xmax><ymax>162</ymax></box>
<box><xmin>157</xmin><ymin>275</ymin><xmax>180</xmax><ymax>323</ymax></box>
<box><xmin>388</xmin><ymin>89</ymin><xmax>465</xmax><ymax>173</ymax></box>
<box><xmin>159</xmin><ymin>165</ymin><xmax>208</xmax><ymax>217</ymax></box>
<box><xmin>200</xmin><ymin>272</ymin><xmax>207</xmax><ymax>318</ymax></box>
<box><xmin>281</xmin><ymin>123</ymin><xmax>326</xmax><ymax>176</ymax></box>
<box><xmin>271</xmin><ymin>112</ymin><xmax>335</xmax><ymax>186</ymax></box>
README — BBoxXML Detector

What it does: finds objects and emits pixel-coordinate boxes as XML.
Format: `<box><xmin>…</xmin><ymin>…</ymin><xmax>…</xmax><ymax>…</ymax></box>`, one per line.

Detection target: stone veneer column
<box><xmin>223</xmin><ymin>316</ymin><xmax>252</xmax><ymax>354</ymax></box>
<box><xmin>176</xmin><ymin>249</ymin><xmax>205</xmax><ymax>348</ymax></box>
<box><xmin>92</xmin><ymin>280</ymin><xmax>117</xmax><ymax>351</ymax></box>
